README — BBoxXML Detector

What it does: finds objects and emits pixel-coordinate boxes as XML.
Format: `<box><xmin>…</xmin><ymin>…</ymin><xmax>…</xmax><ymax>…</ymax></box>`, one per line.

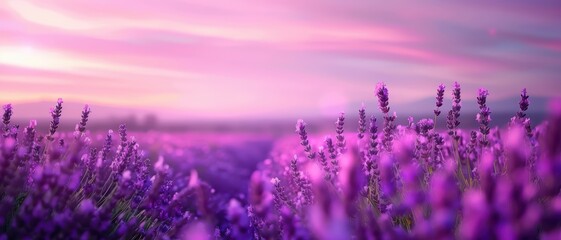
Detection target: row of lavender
<box><xmin>243</xmin><ymin>83</ymin><xmax>561</xmax><ymax>239</ymax></box>
<box><xmin>0</xmin><ymin>100</ymin><xmax>229</xmax><ymax>239</ymax></box>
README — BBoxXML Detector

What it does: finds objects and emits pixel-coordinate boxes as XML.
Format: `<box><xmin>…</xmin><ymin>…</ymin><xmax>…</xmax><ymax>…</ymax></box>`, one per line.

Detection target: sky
<box><xmin>1</xmin><ymin>0</ymin><xmax>560</xmax><ymax>121</ymax></box>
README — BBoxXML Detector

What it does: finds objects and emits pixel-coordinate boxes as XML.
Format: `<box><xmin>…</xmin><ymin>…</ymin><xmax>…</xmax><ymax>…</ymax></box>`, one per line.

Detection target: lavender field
<box><xmin>2</xmin><ymin>1</ymin><xmax>561</xmax><ymax>239</ymax></box>
<box><xmin>1</xmin><ymin>82</ymin><xmax>560</xmax><ymax>239</ymax></box>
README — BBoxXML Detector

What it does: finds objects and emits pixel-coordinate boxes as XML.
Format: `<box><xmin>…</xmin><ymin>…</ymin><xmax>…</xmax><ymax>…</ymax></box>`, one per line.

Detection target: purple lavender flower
<box><xmin>477</xmin><ymin>88</ymin><xmax>491</xmax><ymax>146</ymax></box>
<box><xmin>74</xmin><ymin>104</ymin><xmax>91</xmax><ymax>138</ymax></box>
<box><xmin>416</xmin><ymin>118</ymin><xmax>434</xmax><ymax>136</ymax></box>
<box><xmin>452</xmin><ymin>82</ymin><xmax>461</xmax><ymax>113</ymax></box>
<box><xmin>271</xmin><ymin>177</ymin><xmax>292</xmax><ymax>211</ymax></box>
<box><xmin>446</xmin><ymin>110</ymin><xmax>456</xmax><ymax>137</ymax></box>
<box><xmin>376</xmin><ymin>82</ymin><xmax>390</xmax><ymax>114</ymax></box>
<box><xmin>290</xmin><ymin>155</ymin><xmax>312</xmax><ymax>206</ymax></box>
<box><xmin>23</xmin><ymin>120</ymin><xmax>37</xmax><ymax>150</ymax></box>
<box><xmin>446</xmin><ymin>82</ymin><xmax>462</xmax><ymax>140</ymax></box>
<box><xmin>518</xmin><ymin>88</ymin><xmax>530</xmax><ymax>118</ymax></box>
<box><xmin>2</xmin><ymin>104</ymin><xmax>12</xmax><ymax>137</ymax></box>
<box><xmin>368</xmin><ymin>116</ymin><xmax>379</xmax><ymax>157</ymax></box>
<box><xmin>375</xmin><ymin>83</ymin><xmax>396</xmax><ymax>152</ymax></box>
<box><xmin>325</xmin><ymin>136</ymin><xmax>339</xmax><ymax>176</ymax></box>
<box><xmin>296</xmin><ymin>119</ymin><xmax>316</xmax><ymax>160</ymax></box>
<box><xmin>335</xmin><ymin>112</ymin><xmax>346</xmax><ymax>153</ymax></box>
<box><xmin>317</xmin><ymin>146</ymin><xmax>331</xmax><ymax>180</ymax></box>
<box><xmin>363</xmin><ymin>116</ymin><xmax>381</xmax><ymax>207</ymax></box>
<box><xmin>477</xmin><ymin>107</ymin><xmax>491</xmax><ymax>146</ymax></box>
<box><xmin>432</xmin><ymin>133</ymin><xmax>444</xmax><ymax>169</ymax></box>
<box><xmin>46</xmin><ymin>98</ymin><xmax>63</xmax><ymax>141</ymax></box>
<box><xmin>357</xmin><ymin>104</ymin><xmax>367</xmax><ymax>139</ymax></box>
<box><xmin>382</xmin><ymin>112</ymin><xmax>396</xmax><ymax>152</ymax></box>
<box><xmin>477</xmin><ymin>88</ymin><xmax>488</xmax><ymax>109</ymax></box>
<box><xmin>415</xmin><ymin>119</ymin><xmax>434</xmax><ymax>169</ymax></box>
<box><xmin>512</xmin><ymin>88</ymin><xmax>533</xmax><ymax>136</ymax></box>
<box><xmin>119</xmin><ymin>123</ymin><xmax>128</xmax><ymax>147</ymax></box>
<box><xmin>434</xmin><ymin>84</ymin><xmax>445</xmax><ymax>117</ymax></box>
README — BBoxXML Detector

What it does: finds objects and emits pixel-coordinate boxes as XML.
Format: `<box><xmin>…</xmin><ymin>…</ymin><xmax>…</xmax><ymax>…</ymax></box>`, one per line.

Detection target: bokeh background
<box><xmin>1</xmin><ymin>0</ymin><xmax>560</xmax><ymax>132</ymax></box>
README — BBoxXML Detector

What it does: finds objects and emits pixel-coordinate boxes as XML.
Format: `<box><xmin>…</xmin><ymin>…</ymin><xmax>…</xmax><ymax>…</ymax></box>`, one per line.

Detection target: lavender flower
<box><xmin>335</xmin><ymin>112</ymin><xmax>346</xmax><ymax>153</ymax></box>
<box><xmin>477</xmin><ymin>88</ymin><xmax>491</xmax><ymax>146</ymax></box>
<box><xmin>364</xmin><ymin>116</ymin><xmax>381</xmax><ymax>207</ymax></box>
<box><xmin>432</xmin><ymin>133</ymin><xmax>444</xmax><ymax>169</ymax></box>
<box><xmin>477</xmin><ymin>88</ymin><xmax>488</xmax><ymax>109</ymax></box>
<box><xmin>290</xmin><ymin>155</ymin><xmax>312</xmax><ymax>206</ymax></box>
<box><xmin>376</xmin><ymin>82</ymin><xmax>390</xmax><ymax>114</ymax></box>
<box><xmin>23</xmin><ymin>120</ymin><xmax>37</xmax><ymax>150</ymax></box>
<box><xmin>325</xmin><ymin>136</ymin><xmax>339</xmax><ymax>176</ymax></box>
<box><xmin>517</xmin><ymin>88</ymin><xmax>530</xmax><ymax>119</ymax></box>
<box><xmin>415</xmin><ymin>118</ymin><xmax>434</xmax><ymax>168</ymax></box>
<box><xmin>368</xmin><ymin>116</ymin><xmax>379</xmax><ymax>157</ymax></box>
<box><xmin>317</xmin><ymin>146</ymin><xmax>331</xmax><ymax>180</ymax></box>
<box><xmin>376</xmin><ymin>83</ymin><xmax>396</xmax><ymax>152</ymax></box>
<box><xmin>119</xmin><ymin>123</ymin><xmax>128</xmax><ymax>148</ymax></box>
<box><xmin>447</xmin><ymin>82</ymin><xmax>462</xmax><ymax>140</ymax></box>
<box><xmin>512</xmin><ymin>88</ymin><xmax>533</xmax><ymax>137</ymax></box>
<box><xmin>382</xmin><ymin>112</ymin><xmax>397</xmax><ymax>152</ymax></box>
<box><xmin>434</xmin><ymin>84</ymin><xmax>445</xmax><ymax>117</ymax></box>
<box><xmin>357</xmin><ymin>104</ymin><xmax>367</xmax><ymax>140</ymax></box>
<box><xmin>452</xmin><ymin>82</ymin><xmax>461</xmax><ymax>114</ymax></box>
<box><xmin>2</xmin><ymin>104</ymin><xmax>12</xmax><ymax>137</ymax></box>
<box><xmin>74</xmin><ymin>104</ymin><xmax>91</xmax><ymax>138</ymax></box>
<box><xmin>47</xmin><ymin>98</ymin><xmax>63</xmax><ymax>141</ymax></box>
<box><xmin>296</xmin><ymin>119</ymin><xmax>316</xmax><ymax>160</ymax></box>
<box><xmin>477</xmin><ymin>107</ymin><xmax>491</xmax><ymax>146</ymax></box>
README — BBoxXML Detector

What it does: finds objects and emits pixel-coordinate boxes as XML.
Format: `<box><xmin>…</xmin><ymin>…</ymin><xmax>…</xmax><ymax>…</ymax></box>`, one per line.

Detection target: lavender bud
<box><xmin>47</xmin><ymin>98</ymin><xmax>63</xmax><ymax>141</ymax></box>
<box><xmin>382</xmin><ymin>112</ymin><xmax>397</xmax><ymax>152</ymax></box>
<box><xmin>317</xmin><ymin>146</ymin><xmax>331</xmax><ymax>180</ymax></box>
<box><xmin>477</xmin><ymin>107</ymin><xmax>492</xmax><ymax>146</ymax></box>
<box><xmin>325</xmin><ymin>136</ymin><xmax>339</xmax><ymax>176</ymax></box>
<box><xmin>75</xmin><ymin>104</ymin><xmax>91</xmax><ymax>138</ymax></box>
<box><xmin>335</xmin><ymin>112</ymin><xmax>346</xmax><ymax>153</ymax></box>
<box><xmin>296</xmin><ymin>119</ymin><xmax>316</xmax><ymax>160</ymax></box>
<box><xmin>519</xmin><ymin>88</ymin><xmax>529</xmax><ymax>112</ymax></box>
<box><xmin>376</xmin><ymin>82</ymin><xmax>390</xmax><ymax>114</ymax></box>
<box><xmin>119</xmin><ymin>124</ymin><xmax>127</xmax><ymax>147</ymax></box>
<box><xmin>513</xmin><ymin>88</ymin><xmax>531</xmax><ymax>131</ymax></box>
<box><xmin>368</xmin><ymin>116</ymin><xmax>379</xmax><ymax>157</ymax></box>
<box><xmin>434</xmin><ymin>84</ymin><xmax>445</xmax><ymax>116</ymax></box>
<box><xmin>2</xmin><ymin>104</ymin><xmax>12</xmax><ymax>137</ymax></box>
<box><xmin>477</xmin><ymin>88</ymin><xmax>489</xmax><ymax>109</ymax></box>
<box><xmin>446</xmin><ymin>82</ymin><xmax>461</xmax><ymax>141</ymax></box>
<box><xmin>358</xmin><ymin>104</ymin><xmax>367</xmax><ymax>139</ymax></box>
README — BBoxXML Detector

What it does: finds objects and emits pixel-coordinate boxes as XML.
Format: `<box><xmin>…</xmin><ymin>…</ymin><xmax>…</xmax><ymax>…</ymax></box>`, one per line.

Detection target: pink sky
<box><xmin>1</xmin><ymin>0</ymin><xmax>560</xmax><ymax>120</ymax></box>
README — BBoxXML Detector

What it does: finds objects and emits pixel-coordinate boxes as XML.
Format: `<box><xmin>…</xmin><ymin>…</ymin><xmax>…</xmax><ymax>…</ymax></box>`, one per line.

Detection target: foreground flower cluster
<box><xmin>247</xmin><ymin>83</ymin><xmax>561</xmax><ymax>239</ymax></box>
<box><xmin>0</xmin><ymin>101</ymin><xmax>218</xmax><ymax>239</ymax></box>
<box><xmin>1</xmin><ymin>83</ymin><xmax>559</xmax><ymax>240</ymax></box>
